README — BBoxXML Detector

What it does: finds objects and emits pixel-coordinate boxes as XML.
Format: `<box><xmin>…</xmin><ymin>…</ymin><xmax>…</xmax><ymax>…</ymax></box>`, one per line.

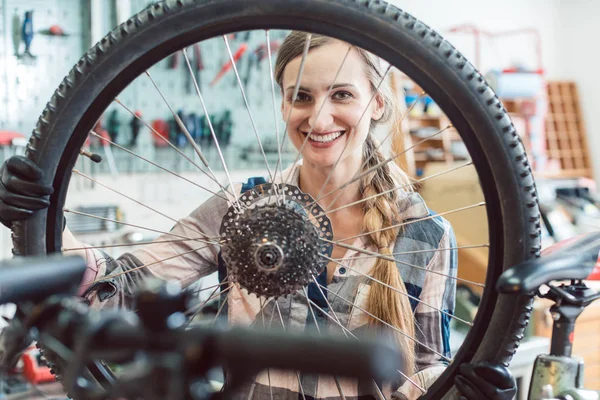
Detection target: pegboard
<box><xmin>0</xmin><ymin>0</ymin><xmax>88</xmax><ymax>134</ymax></box>
<box><xmin>100</xmin><ymin>0</ymin><xmax>295</xmax><ymax>170</ymax></box>
<box><xmin>105</xmin><ymin>29</ymin><xmax>291</xmax><ymax>141</ymax></box>
<box><xmin>1</xmin><ymin>0</ymin><xmax>298</xmax><ymax>173</ymax></box>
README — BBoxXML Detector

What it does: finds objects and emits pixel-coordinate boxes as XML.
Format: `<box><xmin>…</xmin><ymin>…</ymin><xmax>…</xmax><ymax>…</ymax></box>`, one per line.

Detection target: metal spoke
<box><xmin>72</xmin><ymin>169</ymin><xmax>213</xmax><ymax>241</ymax></box>
<box><xmin>145</xmin><ymin>71</ymin><xmax>209</xmax><ymax>168</ymax></box>
<box><xmin>259</xmin><ymin>297</ymin><xmax>271</xmax><ymax>328</ymax></box>
<box><xmin>255</xmin><ymin>298</ymin><xmax>275</xmax><ymax>400</ymax></box>
<box><xmin>210</xmin><ymin>295</ymin><xmax>229</xmax><ymax>325</ymax></box>
<box><xmin>145</xmin><ymin>71</ymin><xmax>243</xmax><ymax>211</ymax></box>
<box><xmin>257</xmin><ymin>298</ymin><xmax>275</xmax><ymax>400</ymax></box>
<box><xmin>338</xmin><ymin>244</ymin><xmax>490</xmax><ymax>261</ymax></box>
<box><xmin>62</xmin><ymin>238</ymin><xmax>211</xmax><ymax>252</ymax></box>
<box><xmin>316</xmin><ymin>282</ymin><xmax>451</xmax><ymax>362</ymax></box>
<box><xmin>310</xmin><ymin>276</ymin><xmax>345</xmax><ymax>329</ymax></box>
<box><xmin>300</xmin><ymin>288</ymin><xmax>347</xmax><ymax>400</ymax></box>
<box><xmin>266</xmin><ymin>30</ymin><xmax>284</xmax><ymax>204</ymax></box>
<box><xmin>300</xmin><ymin>288</ymin><xmax>319</xmax><ymax>333</ymax></box>
<box><xmin>223</xmin><ymin>35</ymin><xmax>274</xmax><ymax>183</ymax></box>
<box><xmin>300</xmin><ymin>289</ymin><xmax>356</xmax><ymax>338</ymax></box>
<box><xmin>313</xmin><ymin>161</ymin><xmax>473</xmax><ymax>219</ymax></box>
<box><xmin>113</xmin><ymin>98</ymin><xmax>227</xmax><ymax>193</ymax></box>
<box><xmin>188</xmin><ymin>280</ymin><xmax>232</xmax><ymax>297</ymax></box>
<box><xmin>284</xmin><ymin>45</ymin><xmax>353</xmax><ymax>188</ymax></box>
<box><xmin>314</xmin><ymin>64</ymin><xmax>392</xmax><ymax>201</ymax></box>
<box><xmin>182</xmin><ymin>49</ymin><xmax>243</xmax><ymax>210</ymax></box>
<box><xmin>321</xmin><ymin>242</ymin><xmax>484</xmax><ymax>288</ymax></box>
<box><xmin>333</xmin><ymin>377</ymin><xmax>348</xmax><ymax>400</ymax></box>
<box><xmin>63</xmin><ymin>208</ymin><xmax>219</xmax><ymax>246</ymax></box>
<box><xmin>90</xmin><ymin>131</ymin><xmax>228</xmax><ymax>201</ymax></box>
<box><xmin>333</xmin><ymin>202</ymin><xmax>486</xmax><ymax>244</ymax></box>
<box><xmin>274</xmin><ymin>302</ymin><xmax>307</xmax><ymax>400</ymax></box>
<box><xmin>300</xmin><ymin>288</ymin><xmax>423</xmax><ymax>394</ymax></box>
<box><xmin>307</xmin><ymin>122</ymin><xmax>449</xmax><ymax>210</ymax></box>
<box><xmin>185</xmin><ymin>284</ymin><xmax>232</xmax><ymax>326</ymax></box>
<box><xmin>84</xmin><ymin>244</ymin><xmax>213</xmax><ymax>287</ymax></box>
<box><xmin>320</xmin><ymin>253</ymin><xmax>473</xmax><ymax>327</ymax></box>
<box><xmin>273</xmin><ymin>33</ymin><xmax>312</xmax><ymax>194</ymax></box>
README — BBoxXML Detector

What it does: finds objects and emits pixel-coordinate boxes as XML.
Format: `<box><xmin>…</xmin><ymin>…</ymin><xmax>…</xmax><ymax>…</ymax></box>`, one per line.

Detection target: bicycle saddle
<box><xmin>497</xmin><ymin>232</ymin><xmax>600</xmax><ymax>294</ymax></box>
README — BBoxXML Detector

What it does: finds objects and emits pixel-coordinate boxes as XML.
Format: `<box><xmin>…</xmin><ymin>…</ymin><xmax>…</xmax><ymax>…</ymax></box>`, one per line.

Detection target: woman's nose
<box><xmin>308</xmin><ymin>101</ymin><xmax>334</xmax><ymax>132</ymax></box>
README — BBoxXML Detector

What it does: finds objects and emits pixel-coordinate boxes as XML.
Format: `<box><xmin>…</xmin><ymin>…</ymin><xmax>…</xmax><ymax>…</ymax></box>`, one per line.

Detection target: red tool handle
<box><xmin>211</xmin><ymin>43</ymin><xmax>248</xmax><ymax>86</ymax></box>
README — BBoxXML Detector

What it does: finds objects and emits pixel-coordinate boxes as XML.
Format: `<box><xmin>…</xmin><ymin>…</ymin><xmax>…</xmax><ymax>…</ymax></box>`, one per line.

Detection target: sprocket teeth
<box><xmin>219</xmin><ymin>184</ymin><xmax>333</xmax><ymax>298</ymax></box>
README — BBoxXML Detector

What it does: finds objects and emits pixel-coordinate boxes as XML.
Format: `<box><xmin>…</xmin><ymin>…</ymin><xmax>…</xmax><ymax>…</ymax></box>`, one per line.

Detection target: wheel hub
<box><xmin>220</xmin><ymin>183</ymin><xmax>333</xmax><ymax>298</ymax></box>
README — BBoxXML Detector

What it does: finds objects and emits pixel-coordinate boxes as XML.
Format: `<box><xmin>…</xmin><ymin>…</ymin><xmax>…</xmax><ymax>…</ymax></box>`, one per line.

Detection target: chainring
<box><xmin>219</xmin><ymin>183</ymin><xmax>333</xmax><ymax>298</ymax></box>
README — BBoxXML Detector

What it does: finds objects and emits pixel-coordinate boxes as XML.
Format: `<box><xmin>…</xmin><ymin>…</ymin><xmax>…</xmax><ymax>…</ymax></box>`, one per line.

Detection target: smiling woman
<box><xmin>276</xmin><ymin>34</ymin><xmax>386</xmax><ymax>166</ymax></box>
<box><xmin>271</xmin><ymin>31</ymin><xmax>444</xmax><ymax>398</ymax></box>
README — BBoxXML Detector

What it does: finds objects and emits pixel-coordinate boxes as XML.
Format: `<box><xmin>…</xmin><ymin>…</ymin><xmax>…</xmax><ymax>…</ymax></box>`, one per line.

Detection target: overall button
<box><xmin>338</xmin><ymin>267</ymin><xmax>347</xmax><ymax>275</ymax></box>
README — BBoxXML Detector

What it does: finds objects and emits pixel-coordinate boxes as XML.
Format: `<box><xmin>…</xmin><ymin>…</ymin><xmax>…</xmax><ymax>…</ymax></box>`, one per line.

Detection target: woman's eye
<box><xmin>333</xmin><ymin>91</ymin><xmax>353</xmax><ymax>100</ymax></box>
<box><xmin>287</xmin><ymin>92</ymin><xmax>311</xmax><ymax>103</ymax></box>
<box><xmin>295</xmin><ymin>92</ymin><xmax>311</xmax><ymax>102</ymax></box>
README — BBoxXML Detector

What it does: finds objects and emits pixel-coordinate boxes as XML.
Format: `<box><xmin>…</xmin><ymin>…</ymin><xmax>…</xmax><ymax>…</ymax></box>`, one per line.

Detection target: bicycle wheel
<box><xmin>8</xmin><ymin>0</ymin><xmax>540</xmax><ymax>398</ymax></box>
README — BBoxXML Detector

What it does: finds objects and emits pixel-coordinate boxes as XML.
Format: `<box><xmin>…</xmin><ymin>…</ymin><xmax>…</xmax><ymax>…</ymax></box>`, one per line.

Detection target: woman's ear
<box><xmin>372</xmin><ymin>93</ymin><xmax>385</xmax><ymax>121</ymax></box>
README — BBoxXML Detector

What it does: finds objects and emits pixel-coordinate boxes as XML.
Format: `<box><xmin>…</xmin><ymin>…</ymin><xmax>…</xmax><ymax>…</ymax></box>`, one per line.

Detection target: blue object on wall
<box><xmin>21</xmin><ymin>10</ymin><xmax>34</xmax><ymax>57</ymax></box>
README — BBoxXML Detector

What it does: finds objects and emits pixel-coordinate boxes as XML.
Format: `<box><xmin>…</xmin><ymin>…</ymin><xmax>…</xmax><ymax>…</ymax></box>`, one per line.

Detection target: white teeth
<box><xmin>307</xmin><ymin>131</ymin><xmax>343</xmax><ymax>143</ymax></box>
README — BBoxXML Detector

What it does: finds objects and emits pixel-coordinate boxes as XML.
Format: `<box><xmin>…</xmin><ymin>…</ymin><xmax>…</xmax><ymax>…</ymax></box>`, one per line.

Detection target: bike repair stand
<box><xmin>530</xmin><ymin>280</ymin><xmax>600</xmax><ymax>400</ymax></box>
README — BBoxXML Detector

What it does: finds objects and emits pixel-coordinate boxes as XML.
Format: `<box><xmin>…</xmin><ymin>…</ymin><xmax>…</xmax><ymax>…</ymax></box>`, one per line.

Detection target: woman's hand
<box><xmin>0</xmin><ymin>155</ymin><xmax>53</xmax><ymax>228</ymax></box>
<box><xmin>455</xmin><ymin>361</ymin><xmax>517</xmax><ymax>400</ymax></box>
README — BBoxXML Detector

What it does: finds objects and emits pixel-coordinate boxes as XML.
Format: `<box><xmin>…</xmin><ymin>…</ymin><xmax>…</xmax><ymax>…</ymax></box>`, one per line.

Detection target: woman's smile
<box><xmin>301</xmin><ymin>129</ymin><xmax>347</xmax><ymax>148</ymax></box>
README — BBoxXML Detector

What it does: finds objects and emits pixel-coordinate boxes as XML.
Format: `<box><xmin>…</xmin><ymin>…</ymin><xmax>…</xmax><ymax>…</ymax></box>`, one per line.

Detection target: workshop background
<box><xmin>1</xmin><ymin>0</ymin><xmax>599</xmax><ymax>399</ymax></box>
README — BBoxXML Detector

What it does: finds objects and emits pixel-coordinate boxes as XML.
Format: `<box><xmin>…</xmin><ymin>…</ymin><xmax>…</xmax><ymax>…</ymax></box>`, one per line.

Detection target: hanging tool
<box><xmin>20</xmin><ymin>10</ymin><xmax>35</xmax><ymax>58</ymax></box>
<box><xmin>216</xmin><ymin>110</ymin><xmax>233</xmax><ymax>146</ymax></box>
<box><xmin>243</xmin><ymin>52</ymin><xmax>258</xmax><ymax>89</ymax></box>
<box><xmin>129</xmin><ymin>111</ymin><xmax>142</xmax><ymax>147</ymax></box>
<box><xmin>12</xmin><ymin>9</ymin><xmax>21</xmax><ymax>55</ymax></box>
<box><xmin>107</xmin><ymin>109</ymin><xmax>122</xmax><ymax>143</ymax></box>
<box><xmin>184</xmin><ymin>43</ymin><xmax>203</xmax><ymax>94</ymax></box>
<box><xmin>184</xmin><ymin>48</ymin><xmax>193</xmax><ymax>94</ymax></box>
<box><xmin>243</xmin><ymin>40</ymin><xmax>281</xmax><ymax>89</ymax></box>
<box><xmin>255</xmin><ymin>40</ymin><xmax>281</xmax><ymax>62</ymax></box>
<box><xmin>199</xmin><ymin>115</ymin><xmax>210</xmax><ymax>148</ymax></box>
<box><xmin>194</xmin><ymin>43</ymin><xmax>204</xmax><ymax>92</ymax></box>
<box><xmin>168</xmin><ymin>50</ymin><xmax>180</xmax><ymax>69</ymax></box>
<box><xmin>211</xmin><ymin>43</ymin><xmax>248</xmax><ymax>87</ymax></box>
<box><xmin>175</xmin><ymin>110</ymin><xmax>187</xmax><ymax>147</ymax></box>
<box><xmin>38</xmin><ymin>24</ymin><xmax>69</xmax><ymax>36</ymax></box>
<box><xmin>91</xmin><ymin>119</ymin><xmax>119</xmax><ymax>176</ymax></box>
<box><xmin>151</xmin><ymin>118</ymin><xmax>170</xmax><ymax>147</ymax></box>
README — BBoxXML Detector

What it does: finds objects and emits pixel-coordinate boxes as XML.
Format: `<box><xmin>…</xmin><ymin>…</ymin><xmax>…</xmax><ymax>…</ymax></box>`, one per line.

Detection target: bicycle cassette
<box><xmin>219</xmin><ymin>183</ymin><xmax>333</xmax><ymax>298</ymax></box>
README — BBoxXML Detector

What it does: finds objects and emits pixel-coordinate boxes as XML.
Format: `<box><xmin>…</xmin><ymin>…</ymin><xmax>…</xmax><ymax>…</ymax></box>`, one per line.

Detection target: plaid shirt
<box><xmin>81</xmin><ymin>165</ymin><xmax>457</xmax><ymax>400</ymax></box>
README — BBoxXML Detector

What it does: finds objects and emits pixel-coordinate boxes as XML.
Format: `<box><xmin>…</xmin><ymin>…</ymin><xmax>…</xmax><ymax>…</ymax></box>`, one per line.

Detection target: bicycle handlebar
<box><xmin>0</xmin><ymin>254</ymin><xmax>405</xmax><ymax>399</ymax></box>
<box><xmin>96</xmin><ymin>317</ymin><xmax>403</xmax><ymax>381</ymax></box>
<box><xmin>0</xmin><ymin>254</ymin><xmax>86</xmax><ymax>304</ymax></box>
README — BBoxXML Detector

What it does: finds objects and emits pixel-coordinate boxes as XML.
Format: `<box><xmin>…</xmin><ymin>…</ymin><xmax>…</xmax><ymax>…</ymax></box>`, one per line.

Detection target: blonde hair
<box><xmin>275</xmin><ymin>31</ymin><xmax>416</xmax><ymax>374</ymax></box>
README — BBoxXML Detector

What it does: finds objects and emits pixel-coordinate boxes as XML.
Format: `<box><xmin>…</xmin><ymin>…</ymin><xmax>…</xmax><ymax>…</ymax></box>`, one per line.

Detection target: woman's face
<box><xmin>281</xmin><ymin>40</ymin><xmax>384</xmax><ymax>168</ymax></box>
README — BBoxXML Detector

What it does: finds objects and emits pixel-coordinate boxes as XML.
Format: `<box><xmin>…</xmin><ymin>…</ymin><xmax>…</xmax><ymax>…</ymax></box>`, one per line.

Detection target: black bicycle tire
<box><xmin>8</xmin><ymin>1</ymin><xmax>541</xmax><ymax>398</ymax></box>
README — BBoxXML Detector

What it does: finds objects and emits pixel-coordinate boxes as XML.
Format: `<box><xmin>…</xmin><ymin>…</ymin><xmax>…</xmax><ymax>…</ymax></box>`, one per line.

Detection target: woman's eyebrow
<box><xmin>285</xmin><ymin>83</ymin><xmax>357</xmax><ymax>92</ymax></box>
